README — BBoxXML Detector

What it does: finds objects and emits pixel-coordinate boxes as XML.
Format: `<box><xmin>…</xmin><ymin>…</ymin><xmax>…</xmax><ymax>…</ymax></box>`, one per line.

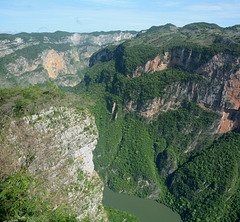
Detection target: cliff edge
<box><xmin>1</xmin><ymin>106</ymin><xmax>107</xmax><ymax>221</ymax></box>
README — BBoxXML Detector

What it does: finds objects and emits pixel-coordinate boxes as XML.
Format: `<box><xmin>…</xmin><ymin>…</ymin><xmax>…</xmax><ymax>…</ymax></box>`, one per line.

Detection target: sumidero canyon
<box><xmin>1</xmin><ymin>8</ymin><xmax>240</xmax><ymax>222</ymax></box>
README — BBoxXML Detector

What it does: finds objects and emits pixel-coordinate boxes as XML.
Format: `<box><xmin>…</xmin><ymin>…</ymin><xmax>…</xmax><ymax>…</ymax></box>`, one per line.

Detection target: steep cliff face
<box><xmin>0</xmin><ymin>31</ymin><xmax>136</xmax><ymax>88</ymax></box>
<box><xmin>42</xmin><ymin>49</ymin><xmax>73</xmax><ymax>79</ymax></box>
<box><xmin>3</xmin><ymin>106</ymin><xmax>107</xmax><ymax>221</ymax></box>
<box><xmin>124</xmin><ymin>49</ymin><xmax>240</xmax><ymax>133</ymax></box>
<box><xmin>89</xmin><ymin>43</ymin><xmax>240</xmax><ymax>133</ymax></box>
<box><xmin>0</xmin><ymin>32</ymin><xmax>137</xmax><ymax>58</ymax></box>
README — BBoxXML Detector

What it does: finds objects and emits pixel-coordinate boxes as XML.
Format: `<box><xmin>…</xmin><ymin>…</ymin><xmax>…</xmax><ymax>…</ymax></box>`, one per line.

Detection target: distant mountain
<box><xmin>0</xmin><ymin>30</ymin><xmax>136</xmax><ymax>88</ymax></box>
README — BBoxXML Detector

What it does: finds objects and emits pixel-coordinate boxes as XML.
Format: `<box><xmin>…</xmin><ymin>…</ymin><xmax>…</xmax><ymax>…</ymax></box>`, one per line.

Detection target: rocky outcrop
<box><xmin>144</xmin><ymin>53</ymin><xmax>169</xmax><ymax>73</ymax></box>
<box><xmin>4</xmin><ymin>49</ymin><xmax>80</xmax><ymax>87</ymax></box>
<box><xmin>128</xmin><ymin>47</ymin><xmax>203</xmax><ymax>76</ymax></box>
<box><xmin>0</xmin><ymin>37</ymin><xmax>39</xmax><ymax>58</ymax></box>
<box><xmin>4</xmin><ymin>106</ymin><xmax>108</xmax><ymax>221</ymax></box>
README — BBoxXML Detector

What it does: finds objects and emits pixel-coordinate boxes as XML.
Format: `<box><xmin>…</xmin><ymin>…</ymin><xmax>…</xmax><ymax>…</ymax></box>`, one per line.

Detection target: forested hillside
<box><xmin>74</xmin><ymin>23</ymin><xmax>240</xmax><ymax>221</ymax></box>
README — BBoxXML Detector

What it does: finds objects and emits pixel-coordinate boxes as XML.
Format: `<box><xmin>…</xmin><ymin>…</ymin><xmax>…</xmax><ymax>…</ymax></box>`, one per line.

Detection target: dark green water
<box><xmin>103</xmin><ymin>187</ymin><xmax>182</xmax><ymax>222</ymax></box>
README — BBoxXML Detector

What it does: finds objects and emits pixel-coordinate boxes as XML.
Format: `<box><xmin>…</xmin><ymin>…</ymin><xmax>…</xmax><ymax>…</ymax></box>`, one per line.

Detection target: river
<box><xmin>103</xmin><ymin>187</ymin><xmax>182</xmax><ymax>222</ymax></box>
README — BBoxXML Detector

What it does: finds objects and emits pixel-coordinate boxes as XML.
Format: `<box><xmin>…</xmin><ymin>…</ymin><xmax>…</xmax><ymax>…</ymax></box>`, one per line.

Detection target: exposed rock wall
<box><xmin>4</xmin><ymin>49</ymin><xmax>80</xmax><ymax>87</ymax></box>
<box><xmin>90</xmin><ymin>44</ymin><xmax>240</xmax><ymax>133</ymax></box>
<box><xmin>4</xmin><ymin>106</ymin><xmax>108</xmax><ymax>221</ymax></box>
<box><xmin>0</xmin><ymin>32</ymin><xmax>137</xmax><ymax>58</ymax></box>
<box><xmin>0</xmin><ymin>37</ymin><xmax>39</xmax><ymax>57</ymax></box>
<box><xmin>42</xmin><ymin>49</ymin><xmax>70</xmax><ymax>79</ymax></box>
<box><xmin>126</xmin><ymin>50</ymin><xmax>240</xmax><ymax>133</ymax></box>
<box><xmin>144</xmin><ymin>53</ymin><xmax>169</xmax><ymax>73</ymax></box>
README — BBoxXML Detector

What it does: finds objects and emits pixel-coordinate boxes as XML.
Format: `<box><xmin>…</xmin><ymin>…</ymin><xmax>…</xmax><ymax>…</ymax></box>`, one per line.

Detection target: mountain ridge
<box><xmin>0</xmin><ymin>30</ymin><xmax>137</xmax><ymax>88</ymax></box>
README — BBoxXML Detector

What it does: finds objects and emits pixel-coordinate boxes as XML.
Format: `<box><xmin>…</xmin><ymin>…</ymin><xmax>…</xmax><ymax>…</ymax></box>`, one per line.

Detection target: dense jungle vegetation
<box><xmin>74</xmin><ymin>23</ymin><xmax>240</xmax><ymax>221</ymax></box>
<box><xmin>80</xmin><ymin>70</ymin><xmax>240</xmax><ymax>222</ymax></box>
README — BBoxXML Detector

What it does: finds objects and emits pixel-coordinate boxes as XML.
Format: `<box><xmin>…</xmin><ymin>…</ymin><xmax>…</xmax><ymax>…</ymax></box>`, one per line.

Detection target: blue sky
<box><xmin>0</xmin><ymin>0</ymin><xmax>240</xmax><ymax>34</ymax></box>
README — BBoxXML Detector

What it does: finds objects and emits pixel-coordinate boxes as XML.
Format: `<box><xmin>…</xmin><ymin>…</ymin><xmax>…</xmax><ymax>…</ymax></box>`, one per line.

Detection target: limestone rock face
<box><xmin>5</xmin><ymin>107</ymin><xmax>108</xmax><ymax>221</ymax></box>
<box><xmin>126</xmin><ymin>49</ymin><xmax>240</xmax><ymax>133</ymax></box>
<box><xmin>42</xmin><ymin>49</ymin><xmax>69</xmax><ymax>79</ymax></box>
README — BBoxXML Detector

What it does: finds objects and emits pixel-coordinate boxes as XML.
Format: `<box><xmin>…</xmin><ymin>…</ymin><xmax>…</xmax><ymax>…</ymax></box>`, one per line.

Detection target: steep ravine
<box><xmin>3</xmin><ymin>106</ymin><xmax>108</xmax><ymax>221</ymax></box>
<box><xmin>75</xmin><ymin>23</ymin><xmax>240</xmax><ymax>222</ymax></box>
